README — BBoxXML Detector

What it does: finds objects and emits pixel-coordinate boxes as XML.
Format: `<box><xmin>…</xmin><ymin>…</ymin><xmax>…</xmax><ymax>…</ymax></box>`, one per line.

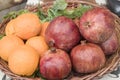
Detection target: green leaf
<box><xmin>52</xmin><ymin>0</ymin><xmax>68</xmax><ymax>11</ymax></box>
<box><xmin>16</xmin><ymin>9</ymin><xmax>29</xmax><ymax>16</ymax></box>
<box><xmin>47</xmin><ymin>9</ymin><xmax>62</xmax><ymax>21</ymax></box>
<box><xmin>61</xmin><ymin>4</ymin><xmax>92</xmax><ymax>19</ymax></box>
<box><xmin>0</xmin><ymin>34</ymin><xmax>5</xmax><ymax>40</ymax></box>
<box><xmin>40</xmin><ymin>0</ymin><xmax>67</xmax><ymax>22</ymax></box>
<box><xmin>30</xmin><ymin>67</ymin><xmax>46</xmax><ymax>80</ymax></box>
<box><xmin>3</xmin><ymin>9</ymin><xmax>29</xmax><ymax>19</ymax></box>
<box><xmin>78</xmin><ymin>5</ymin><xmax>92</xmax><ymax>15</ymax></box>
<box><xmin>36</xmin><ymin>10</ymin><xmax>47</xmax><ymax>22</ymax></box>
<box><xmin>3</xmin><ymin>11</ymin><xmax>17</xmax><ymax>19</ymax></box>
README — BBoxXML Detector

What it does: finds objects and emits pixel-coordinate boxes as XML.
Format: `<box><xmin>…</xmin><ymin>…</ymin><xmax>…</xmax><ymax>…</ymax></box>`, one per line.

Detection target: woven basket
<box><xmin>0</xmin><ymin>0</ymin><xmax>120</xmax><ymax>80</ymax></box>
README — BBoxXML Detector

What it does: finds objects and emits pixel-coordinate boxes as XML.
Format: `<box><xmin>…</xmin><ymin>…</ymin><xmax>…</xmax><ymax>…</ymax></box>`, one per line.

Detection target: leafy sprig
<box><xmin>0</xmin><ymin>34</ymin><xmax>5</xmax><ymax>40</ymax></box>
<box><xmin>3</xmin><ymin>0</ymin><xmax>92</xmax><ymax>22</ymax></box>
<box><xmin>3</xmin><ymin>9</ymin><xmax>29</xmax><ymax>19</ymax></box>
<box><xmin>61</xmin><ymin>4</ymin><xmax>92</xmax><ymax>19</ymax></box>
<box><xmin>37</xmin><ymin>0</ymin><xmax>92</xmax><ymax>22</ymax></box>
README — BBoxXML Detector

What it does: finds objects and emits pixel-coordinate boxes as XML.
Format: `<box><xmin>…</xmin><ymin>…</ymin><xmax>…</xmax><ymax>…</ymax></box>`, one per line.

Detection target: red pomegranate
<box><xmin>70</xmin><ymin>42</ymin><xmax>106</xmax><ymax>73</ymax></box>
<box><xmin>45</xmin><ymin>16</ymin><xmax>81</xmax><ymax>52</ymax></box>
<box><xmin>79</xmin><ymin>7</ymin><xmax>115</xmax><ymax>43</ymax></box>
<box><xmin>40</xmin><ymin>48</ymin><xmax>71</xmax><ymax>80</ymax></box>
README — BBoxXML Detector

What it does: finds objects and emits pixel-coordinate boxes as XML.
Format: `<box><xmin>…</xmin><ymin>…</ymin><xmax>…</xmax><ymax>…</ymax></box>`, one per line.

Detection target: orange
<box><xmin>0</xmin><ymin>35</ymin><xmax>24</xmax><ymax>61</ymax></box>
<box><xmin>40</xmin><ymin>22</ymin><xmax>49</xmax><ymax>37</ymax></box>
<box><xmin>26</xmin><ymin>36</ymin><xmax>49</xmax><ymax>57</ymax></box>
<box><xmin>5</xmin><ymin>12</ymin><xmax>42</xmax><ymax>40</ymax></box>
<box><xmin>8</xmin><ymin>45</ymin><xmax>39</xmax><ymax>76</ymax></box>
<box><xmin>5</xmin><ymin>19</ymin><xmax>16</xmax><ymax>36</ymax></box>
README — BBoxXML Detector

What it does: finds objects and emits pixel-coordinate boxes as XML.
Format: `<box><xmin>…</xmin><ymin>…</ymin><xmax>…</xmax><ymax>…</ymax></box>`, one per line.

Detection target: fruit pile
<box><xmin>0</xmin><ymin>12</ymin><xmax>49</xmax><ymax>76</ymax></box>
<box><xmin>0</xmin><ymin>0</ymin><xmax>119</xmax><ymax>80</ymax></box>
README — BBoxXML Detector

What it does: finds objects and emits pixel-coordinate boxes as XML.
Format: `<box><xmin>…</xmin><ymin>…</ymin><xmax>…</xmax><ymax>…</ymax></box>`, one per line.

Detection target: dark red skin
<box><xmin>100</xmin><ymin>32</ymin><xmax>119</xmax><ymax>55</ymax></box>
<box><xmin>45</xmin><ymin>16</ymin><xmax>81</xmax><ymax>52</ymax></box>
<box><xmin>79</xmin><ymin>7</ymin><xmax>115</xmax><ymax>43</ymax></box>
<box><xmin>40</xmin><ymin>49</ymin><xmax>71</xmax><ymax>80</ymax></box>
<box><xmin>70</xmin><ymin>42</ymin><xmax>106</xmax><ymax>73</ymax></box>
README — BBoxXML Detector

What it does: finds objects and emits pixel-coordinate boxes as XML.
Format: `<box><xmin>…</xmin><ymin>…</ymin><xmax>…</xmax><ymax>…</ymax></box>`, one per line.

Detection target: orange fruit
<box><xmin>8</xmin><ymin>45</ymin><xmax>39</xmax><ymax>76</ymax></box>
<box><xmin>0</xmin><ymin>35</ymin><xmax>24</xmax><ymax>61</ymax></box>
<box><xmin>5</xmin><ymin>12</ymin><xmax>42</xmax><ymax>40</ymax></box>
<box><xmin>5</xmin><ymin>19</ymin><xmax>16</xmax><ymax>36</ymax></box>
<box><xmin>40</xmin><ymin>22</ymin><xmax>49</xmax><ymax>37</ymax></box>
<box><xmin>26</xmin><ymin>36</ymin><xmax>49</xmax><ymax>57</ymax></box>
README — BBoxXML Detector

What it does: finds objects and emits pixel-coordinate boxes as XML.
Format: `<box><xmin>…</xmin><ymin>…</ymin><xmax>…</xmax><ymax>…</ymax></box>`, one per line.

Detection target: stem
<box><xmin>49</xmin><ymin>41</ymin><xmax>55</xmax><ymax>48</ymax></box>
<box><xmin>84</xmin><ymin>21</ymin><xmax>91</xmax><ymax>28</ymax></box>
<box><xmin>49</xmin><ymin>41</ymin><xmax>56</xmax><ymax>53</ymax></box>
<box><xmin>50</xmin><ymin>47</ymin><xmax>56</xmax><ymax>53</ymax></box>
<box><xmin>81</xmin><ymin>40</ymin><xmax>86</xmax><ymax>45</ymax></box>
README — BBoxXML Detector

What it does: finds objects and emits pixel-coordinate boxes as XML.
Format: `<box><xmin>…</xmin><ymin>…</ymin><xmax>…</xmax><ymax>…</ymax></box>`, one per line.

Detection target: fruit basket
<box><xmin>0</xmin><ymin>0</ymin><xmax>120</xmax><ymax>80</ymax></box>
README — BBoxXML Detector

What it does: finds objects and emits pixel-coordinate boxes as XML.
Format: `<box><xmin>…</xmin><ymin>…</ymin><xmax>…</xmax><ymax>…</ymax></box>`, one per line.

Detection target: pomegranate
<box><xmin>79</xmin><ymin>7</ymin><xmax>115</xmax><ymax>43</ymax></box>
<box><xmin>45</xmin><ymin>16</ymin><xmax>81</xmax><ymax>52</ymax></box>
<box><xmin>100</xmin><ymin>32</ymin><xmax>119</xmax><ymax>55</ymax></box>
<box><xmin>40</xmin><ymin>48</ymin><xmax>71</xmax><ymax>80</ymax></box>
<box><xmin>70</xmin><ymin>42</ymin><xmax>106</xmax><ymax>73</ymax></box>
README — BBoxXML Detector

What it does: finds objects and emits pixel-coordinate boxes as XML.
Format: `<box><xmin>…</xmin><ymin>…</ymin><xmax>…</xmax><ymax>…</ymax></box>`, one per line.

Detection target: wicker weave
<box><xmin>0</xmin><ymin>0</ymin><xmax>120</xmax><ymax>80</ymax></box>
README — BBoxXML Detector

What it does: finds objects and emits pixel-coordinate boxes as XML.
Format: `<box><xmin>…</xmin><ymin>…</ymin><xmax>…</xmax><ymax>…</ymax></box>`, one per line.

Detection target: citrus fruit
<box><xmin>5</xmin><ymin>12</ymin><xmax>42</xmax><ymax>40</ymax></box>
<box><xmin>0</xmin><ymin>35</ymin><xmax>24</xmax><ymax>61</ymax></box>
<box><xmin>26</xmin><ymin>36</ymin><xmax>49</xmax><ymax>57</ymax></box>
<box><xmin>5</xmin><ymin>19</ymin><xmax>16</xmax><ymax>36</ymax></box>
<box><xmin>40</xmin><ymin>22</ymin><xmax>49</xmax><ymax>37</ymax></box>
<box><xmin>8</xmin><ymin>45</ymin><xmax>39</xmax><ymax>76</ymax></box>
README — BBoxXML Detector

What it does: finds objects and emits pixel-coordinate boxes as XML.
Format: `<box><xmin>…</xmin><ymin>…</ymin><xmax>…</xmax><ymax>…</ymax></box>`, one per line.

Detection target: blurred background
<box><xmin>0</xmin><ymin>0</ymin><xmax>27</xmax><ymax>22</ymax></box>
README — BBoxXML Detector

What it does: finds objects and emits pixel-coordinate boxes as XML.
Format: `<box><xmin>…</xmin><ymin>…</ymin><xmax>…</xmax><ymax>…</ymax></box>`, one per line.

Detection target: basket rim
<box><xmin>0</xmin><ymin>0</ymin><xmax>120</xmax><ymax>80</ymax></box>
